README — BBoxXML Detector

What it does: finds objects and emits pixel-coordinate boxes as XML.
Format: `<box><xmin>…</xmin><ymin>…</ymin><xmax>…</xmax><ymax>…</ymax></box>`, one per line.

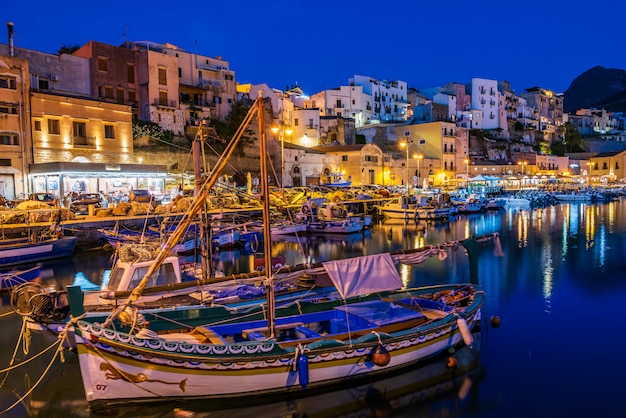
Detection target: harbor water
<box><xmin>1</xmin><ymin>199</ymin><xmax>626</xmax><ymax>417</ymax></box>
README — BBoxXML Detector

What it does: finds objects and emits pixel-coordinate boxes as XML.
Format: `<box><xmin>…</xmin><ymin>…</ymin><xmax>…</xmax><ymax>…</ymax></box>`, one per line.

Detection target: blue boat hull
<box><xmin>0</xmin><ymin>236</ymin><xmax>77</xmax><ymax>267</ymax></box>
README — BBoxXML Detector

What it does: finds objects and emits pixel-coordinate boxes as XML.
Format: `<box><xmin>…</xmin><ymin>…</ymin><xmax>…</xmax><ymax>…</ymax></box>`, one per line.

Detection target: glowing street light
<box><xmin>271</xmin><ymin>124</ymin><xmax>292</xmax><ymax>188</ymax></box>
<box><xmin>518</xmin><ymin>160</ymin><xmax>528</xmax><ymax>176</ymax></box>
<box><xmin>464</xmin><ymin>158</ymin><xmax>470</xmax><ymax>192</ymax></box>
<box><xmin>414</xmin><ymin>153</ymin><xmax>423</xmax><ymax>188</ymax></box>
<box><xmin>401</xmin><ymin>140</ymin><xmax>412</xmax><ymax>194</ymax></box>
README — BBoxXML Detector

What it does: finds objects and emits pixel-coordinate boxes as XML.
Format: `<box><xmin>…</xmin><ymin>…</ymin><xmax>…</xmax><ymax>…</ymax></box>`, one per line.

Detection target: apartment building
<box><xmin>349</xmin><ymin>75</ymin><xmax>409</xmax><ymax>124</ymax></box>
<box><xmin>0</xmin><ymin>50</ymin><xmax>31</xmax><ymax>199</ymax></box>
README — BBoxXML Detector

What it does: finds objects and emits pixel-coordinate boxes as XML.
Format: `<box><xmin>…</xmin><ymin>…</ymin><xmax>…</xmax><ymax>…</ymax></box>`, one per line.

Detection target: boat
<box><xmin>62</xmin><ymin>94</ymin><xmax>489</xmax><ymax>412</ymax></box>
<box><xmin>377</xmin><ymin>196</ymin><xmax>419</xmax><ymax>220</ymax></box>
<box><xmin>296</xmin><ymin>198</ymin><xmax>364</xmax><ymax>234</ymax></box>
<box><xmin>552</xmin><ymin>191</ymin><xmax>592</xmax><ymax>202</ymax></box>
<box><xmin>0</xmin><ymin>234</ymin><xmax>77</xmax><ymax>267</ymax></box>
<box><xmin>0</xmin><ymin>266</ymin><xmax>41</xmax><ymax>290</ymax></box>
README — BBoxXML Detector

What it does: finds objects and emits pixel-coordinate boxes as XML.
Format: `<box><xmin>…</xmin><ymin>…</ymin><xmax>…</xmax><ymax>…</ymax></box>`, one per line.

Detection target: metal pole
<box><xmin>281</xmin><ymin>130</ymin><xmax>285</xmax><ymax>188</ymax></box>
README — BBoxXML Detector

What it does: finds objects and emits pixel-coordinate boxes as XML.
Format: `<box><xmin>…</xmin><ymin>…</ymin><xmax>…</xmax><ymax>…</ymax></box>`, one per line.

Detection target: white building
<box><xmin>349</xmin><ymin>75</ymin><xmax>409</xmax><ymax>124</ymax></box>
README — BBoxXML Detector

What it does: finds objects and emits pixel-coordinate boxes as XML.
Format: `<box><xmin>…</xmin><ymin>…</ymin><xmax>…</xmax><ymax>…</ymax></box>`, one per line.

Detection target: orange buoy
<box><xmin>491</xmin><ymin>316</ymin><xmax>501</xmax><ymax>328</ymax></box>
<box><xmin>446</xmin><ymin>357</ymin><xmax>458</xmax><ymax>370</ymax></box>
<box><xmin>371</xmin><ymin>343</ymin><xmax>391</xmax><ymax>367</ymax></box>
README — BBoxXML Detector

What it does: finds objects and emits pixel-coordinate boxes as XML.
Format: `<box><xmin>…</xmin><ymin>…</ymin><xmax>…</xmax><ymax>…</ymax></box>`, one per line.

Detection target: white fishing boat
<box><xmin>65</xmin><ymin>93</ymin><xmax>488</xmax><ymax>412</ymax></box>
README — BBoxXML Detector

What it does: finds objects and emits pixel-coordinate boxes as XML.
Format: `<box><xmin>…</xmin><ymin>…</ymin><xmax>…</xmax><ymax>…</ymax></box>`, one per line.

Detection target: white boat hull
<box><xmin>75</xmin><ymin>310</ymin><xmax>480</xmax><ymax>406</ymax></box>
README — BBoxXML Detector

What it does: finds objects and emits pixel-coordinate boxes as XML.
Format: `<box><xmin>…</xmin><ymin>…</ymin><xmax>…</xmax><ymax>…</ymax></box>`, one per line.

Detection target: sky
<box><xmin>4</xmin><ymin>0</ymin><xmax>626</xmax><ymax>97</ymax></box>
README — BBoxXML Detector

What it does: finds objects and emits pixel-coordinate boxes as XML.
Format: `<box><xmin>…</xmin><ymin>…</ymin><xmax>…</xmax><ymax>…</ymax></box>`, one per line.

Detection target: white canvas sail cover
<box><xmin>322</xmin><ymin>253</ymin><xmax>403</xmax><ymax>299</ymax></box>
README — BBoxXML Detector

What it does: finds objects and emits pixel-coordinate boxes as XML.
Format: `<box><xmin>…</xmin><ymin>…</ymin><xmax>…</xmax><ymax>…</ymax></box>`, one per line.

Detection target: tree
<box><xmin>559</xmin><ymin>122</ymin><xmax>584</xmax><ymax>153</ymax></box>
<box><xmin>57</xmin><ymin>43</ymin><xmax>81</xmax><ymax>54</ymax></box>
<box><xmin>210</xmin><ymin>101</ymin><xmax>255</xmax><ymax>154</ymax></box>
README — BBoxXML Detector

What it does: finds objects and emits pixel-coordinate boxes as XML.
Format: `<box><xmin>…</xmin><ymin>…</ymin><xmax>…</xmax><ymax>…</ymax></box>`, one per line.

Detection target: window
<box><xmin>34</xmin><ymin>121</ymin><xmax>41</xmax><ymax>131</ymax></box>
<box><xmin>116</xmin><ymin>89</ymin><xmax>124</xmax><ymax>104</ymax></box>
<box><xmin>158</xmin><ymin>67</ymin><xmax>167</xmax><ymax>85</ymax></box>
<box><xmin>294</xmin><ymin>118</ymin><xmax>299</xmax><ymax>127</ymax></box>
<box><xmin>342</xmin><ymin>155</ymin><xmax>348</xmax><ymax>161</ymax></box>
<box><xmin>104</xmin><ymin>87</ymin><xmax>113</xmax><ymax>99</ymax></box>
<box><xmin>104</xmin><ymin>125</ymin><xmax>115</xmax><ymax>139</ymax></box>
<box><xmin>178</xmin><ymin>68</ymin><xmax>182</xmax><ymax>77</ymax></box>
<box><xmin>0</xmin><ymin>76</ymin><xmax>16</xmax><ymax>89</ymax></box>
<box><xmin>128</xmin><ymin>91</ymin><xmax>136</xmax><ymax>103</ymax></box>
<box><xmin>38</xmin><ymin>79</ymin><xmax>49</xmax><ymax>90</ymax></box>
<box><xmin>0</xmin><ymin>134</ymin><xmax>18</xmax><ymax>146</ymax></box>
<box><xmin>48</xmin><ymin>119</ymin><xmax>60</xmax><ymax>135</ymax></box>
<box><xmin>365</xmin><ymin>155</ymin><xmax>378</xmax><ymax>163</ymax></box>
<box><xmin>0</xmin><ymin>105</ymin><xmax>17</xmax><ymax>114</ymax></box>
<box><xmin>127</xmin><ymin>64</ymin><xmax>135</xmax><ymax>83</ymax></box>
<box><xmin>97</xmin><ymin>57</ymin><xmax>108</xmax><ymax>72</ymax></box>
<box><xmin>73</xmin><ymin>121</ymin><xmax>86</xmax><ymax>138</ymax></box>
<box><xmin>159</xmin><ymin>91</ymin><xmax>168</xmax><ymax>106</ymax></box>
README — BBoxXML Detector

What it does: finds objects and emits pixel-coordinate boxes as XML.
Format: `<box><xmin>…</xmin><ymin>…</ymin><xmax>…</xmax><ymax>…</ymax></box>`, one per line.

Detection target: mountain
<box><xmin>563</xmin><ymin>66</ymin><xmax>626</xmax><ymax>113</ymax></box>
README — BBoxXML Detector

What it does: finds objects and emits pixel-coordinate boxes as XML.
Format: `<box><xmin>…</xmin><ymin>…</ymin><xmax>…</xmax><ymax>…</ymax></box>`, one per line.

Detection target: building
<box><xmin>349</xmin><ymin>75</ymin><xmax>409</xmax><ymax>124</ymax></box>
<box><xmin>0</xmin><ymin>47</ymin><xmax>31</xmax><ymax>199</ymax></box>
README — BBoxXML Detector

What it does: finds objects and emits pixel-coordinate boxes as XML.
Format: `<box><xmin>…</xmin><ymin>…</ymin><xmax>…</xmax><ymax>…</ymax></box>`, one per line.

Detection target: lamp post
<box><xmin>415</xmin><ymin>153</ymin><xmax>423</xmax><ymax>189</ymax></box>
<box><xmin>464</xmin><ymin>159</ymin><xmax>470</xmax><ymax>192</ymax></box>
<box><xmin>518</xmin><ymin>160</ymin><xmax>527</xmax><ymax>188</ymax></box>
<box><xmin>401</xmin><ymin>140</ymin><xmax>412</xmax><ymax>195</ymax></box>
<box><xmin>271</xmin><ymin>124</ymin><xmax>292</xmax><ymax>188</ymax></box>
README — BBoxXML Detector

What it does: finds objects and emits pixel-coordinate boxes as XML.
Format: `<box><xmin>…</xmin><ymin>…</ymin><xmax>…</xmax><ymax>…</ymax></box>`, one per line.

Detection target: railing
<box><xmin>153</xmin><ymin>99</ymin><xmax>177</xmax><ymax>108</ymax></box>
<box><xmin>73</xmin><ymin>136</ymin><xmax>96</xmax><ymax>148</ymax></box>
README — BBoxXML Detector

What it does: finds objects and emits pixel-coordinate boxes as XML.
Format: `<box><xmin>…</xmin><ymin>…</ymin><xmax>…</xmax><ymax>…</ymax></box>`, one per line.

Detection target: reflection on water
<box><xmin>2</xmin><ymin>199</ymin><xmax>626</xmax><ymax>417</ymax></box>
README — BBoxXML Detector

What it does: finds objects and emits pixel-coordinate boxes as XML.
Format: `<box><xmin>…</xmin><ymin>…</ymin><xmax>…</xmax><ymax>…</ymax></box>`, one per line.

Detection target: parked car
<box><xmin>69</xmin><ymin>192</ymin><xmax>109</xmax><ymax>214</ymax></box>
<box><xmin>27</xmin><ymin>192</ymin><xmax>57</xmax><ymax>205</ymax></box>
<box><xmin>129</xmin><ymin>189</ymin><xmax>157</xmax><ymax>207</ymax></box>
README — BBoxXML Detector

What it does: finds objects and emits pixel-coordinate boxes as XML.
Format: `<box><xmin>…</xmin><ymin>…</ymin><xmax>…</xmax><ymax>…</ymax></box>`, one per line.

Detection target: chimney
<box><xmin>7</xmin><ymin>21</ymin><xmax>14</xmax><ymax>57</ymax></box>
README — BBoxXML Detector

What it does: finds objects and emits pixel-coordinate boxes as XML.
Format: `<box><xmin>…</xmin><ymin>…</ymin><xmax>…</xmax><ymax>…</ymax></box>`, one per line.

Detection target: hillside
<box><xmin>563</xmin><ymin>66</ymin><xmax>626</xmax><ymax>113</ymax></box>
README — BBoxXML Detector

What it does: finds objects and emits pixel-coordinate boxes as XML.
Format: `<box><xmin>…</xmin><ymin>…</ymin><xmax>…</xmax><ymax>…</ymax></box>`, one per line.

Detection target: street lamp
<box><xmin>518</xmin><ymin>160</ymin><xmax>527</xmax><ymax>188</ymax></box>
<box><xmin>518</xmin><ymin>160</ymin><xmax>527</xmax><ymax>176</ymax></box>
<box><xmin>464</xmin><ymin>159</ymin><xmax>470</xmax><ymax>192</ymax></box>
<box><xmin>271</xmin><ymin>124</ymin><xmax>292</xmax><ymax>188</ymax></box>
<box><xmin>414</xmin><ymin>153</ymin><xmax>423</xmax><ymax>188</ymax></box>
<box><xmin>401</xmin><ymin>140</ymin><xmax>412</xmax><ymax>194</ymax></box>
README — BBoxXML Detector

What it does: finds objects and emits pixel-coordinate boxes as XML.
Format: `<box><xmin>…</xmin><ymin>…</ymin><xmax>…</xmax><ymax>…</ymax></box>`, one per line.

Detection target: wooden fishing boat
<box><xmin>66</xmin><ymin>94</ymin><xmax>489</xmax><ymax>412</ymax></box>
<box><xmin>0</xmin><ymin>235</ymin><xmax>77</xmax><ymax>267</ymax></box>
<box><xmin>0</xmin><ymin>266</ymin><xmax>41</xmax><ymax>290</ymax></box>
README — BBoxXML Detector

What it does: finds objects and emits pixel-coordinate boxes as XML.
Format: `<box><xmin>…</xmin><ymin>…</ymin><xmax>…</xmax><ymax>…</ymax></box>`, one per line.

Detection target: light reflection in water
<box><xmin>517</xmin><ymin>210</ymin><xmax>528</xmax><ymax>248</ymax></box>
<box><xmin>585</xmin><ymin>205</ymin><xmax>595</xmax><ymax>250</ymax></box>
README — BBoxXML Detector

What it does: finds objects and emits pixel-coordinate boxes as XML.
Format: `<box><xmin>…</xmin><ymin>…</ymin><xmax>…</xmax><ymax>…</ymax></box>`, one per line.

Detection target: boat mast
<box><xmin>257</xmin><ymin>91</ymin><xmax>276</xmax><ymax>339</ymax></box>
<box><xmin>193</xmin><ymin>121</ymin><xmax>211</xmax><ymax>280</ymax></box>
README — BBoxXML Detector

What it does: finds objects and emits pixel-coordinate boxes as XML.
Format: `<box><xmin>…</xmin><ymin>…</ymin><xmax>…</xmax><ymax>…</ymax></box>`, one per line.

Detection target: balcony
<box><xmin>153</xmin><ymin>99</ymin><xmax>177</xmax><ymax>109</ymax></box>
<box><xmin>73</xmin><ymin>136</ymin><xmax>96</xmax><ymax>148</ymax></box>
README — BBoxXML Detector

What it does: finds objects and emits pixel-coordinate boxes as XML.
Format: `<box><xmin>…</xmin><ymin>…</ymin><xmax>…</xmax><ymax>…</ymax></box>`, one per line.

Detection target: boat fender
<box><xmin>456</xmin><ymin>317</ymin><xmax>473</xmax><ymax>348</ymax></box>
<box><xmin>491</xmin><ymin>316</ymin><xmax>501</xmax><ymax>328</ymax></box>
<box><xmin>371</xmin><ymin>343</ymin><xmax>391</xmax><ymax>367</ymax></box>
<box><xmin>446</xmin><ymin>356</ymin><xmax>458</xmax><ymax>370</ymax></box>
<box><xmin>295</xmin><ymin>345</ymin><xmax>309</xmax><ymax>389</ymax></box>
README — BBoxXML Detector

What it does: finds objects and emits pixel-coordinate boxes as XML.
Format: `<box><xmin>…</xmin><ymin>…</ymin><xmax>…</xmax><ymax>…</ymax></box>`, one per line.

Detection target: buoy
<box><xmin>491</xmin><ymin>316</ymin><xmax>501</xmax><ymax>328</ymax></box>
<box><xmin>298</xmin><ymin>352</ymin><xmax>309</xmax><ymax>389</ymax></box>
<box><xmin>446</xmin><ymin>357</ymin><xmax>458</xmax><ymax>370</ymax></box>
<box><xmin>371</xmin><ymin>343</ymin><xmax>391</xmax><ymax>367</ymax></box>
<box><xmin>456</xmin><ymin>317</ymin><xmax>473</xmax><ymax>348</ymax></box>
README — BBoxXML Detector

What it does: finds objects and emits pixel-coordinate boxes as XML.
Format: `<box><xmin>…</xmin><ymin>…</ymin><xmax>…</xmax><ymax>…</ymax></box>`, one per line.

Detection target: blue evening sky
<box><xmin>3</xmin><ymin>0</ymin><xmax>626</xmax><ymax>96</ymax></box>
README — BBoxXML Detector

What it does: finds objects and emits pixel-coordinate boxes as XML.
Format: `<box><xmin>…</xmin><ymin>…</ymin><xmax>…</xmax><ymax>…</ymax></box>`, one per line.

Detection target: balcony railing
<box><xmin>153</xmin><ymin>99</ymin><xmax>177</xmax><ymax>108</ymax></box>
<box><xmin>73</xmin><ymin>136</ymin><xmax>96</xmax><ymax>148</ymax></box>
